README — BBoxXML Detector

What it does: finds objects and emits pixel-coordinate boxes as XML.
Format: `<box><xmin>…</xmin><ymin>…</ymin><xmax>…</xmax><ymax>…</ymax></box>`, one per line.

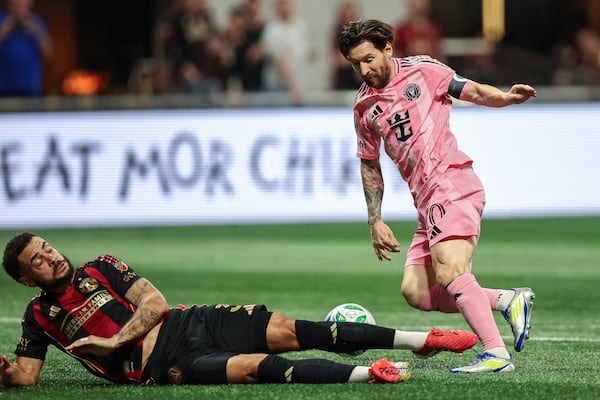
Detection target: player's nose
<box><xmin>359</xmin><ymin>63</ymin><xmax>370</xmax><ymax>76</ymax></box>
<box><xmin>48</xmin><ymin>255</ymin><xmax>59</xmax><ymax>267</ymax></box>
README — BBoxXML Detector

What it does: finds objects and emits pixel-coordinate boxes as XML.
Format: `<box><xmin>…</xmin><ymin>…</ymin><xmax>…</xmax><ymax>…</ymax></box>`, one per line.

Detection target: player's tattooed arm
<box><xmin>360</xmin><ymin>158</ymin><xmax>384</xmax><ymax>226</ymax></box>
<box><xmin>65</xmin><ymin>278</ymin><xmax>169</xmax><ymax>355</ymax></box>
<box><xmin>114</xmin><ymin>278</ymin><xmax>169</xmax><ymax>346</ymax></box>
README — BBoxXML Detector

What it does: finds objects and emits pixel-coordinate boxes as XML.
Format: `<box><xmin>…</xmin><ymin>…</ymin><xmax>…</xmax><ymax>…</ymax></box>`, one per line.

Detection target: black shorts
<box><xmin>142</xmin><ymin>304</ymin><xmax>272</xmax><ymax>384</ymax></box>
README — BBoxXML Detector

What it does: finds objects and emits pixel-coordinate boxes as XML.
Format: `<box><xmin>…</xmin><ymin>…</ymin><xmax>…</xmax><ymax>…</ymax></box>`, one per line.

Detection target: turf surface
<box><xmin>1</xmin><ymin>217</ymin><xmax>599</xmax><ymax>399</ymax></box>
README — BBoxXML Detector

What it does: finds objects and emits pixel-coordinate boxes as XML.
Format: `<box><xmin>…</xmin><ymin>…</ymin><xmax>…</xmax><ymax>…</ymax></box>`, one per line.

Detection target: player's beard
<box><xmin>364</xmin><ymin>62</ymin><xmax>392</xmax><ymax>89</ymax></box>
<box><xmin>34</xmin><ymin>256</ymin><xmax>75</xmax><ymax>292</ymax></box>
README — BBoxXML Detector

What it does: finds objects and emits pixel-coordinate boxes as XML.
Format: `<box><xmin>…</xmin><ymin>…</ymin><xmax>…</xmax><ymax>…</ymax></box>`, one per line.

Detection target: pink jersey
<box><xmin>354</xmin><ymin>56</ymin><xmax>473</xmax><ymax>206</ymax></box>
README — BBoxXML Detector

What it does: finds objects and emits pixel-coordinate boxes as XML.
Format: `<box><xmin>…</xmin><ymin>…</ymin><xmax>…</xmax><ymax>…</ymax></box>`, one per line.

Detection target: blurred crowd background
<box><xmin>1</xmin><ymin>0</ymin><xmax>599</xmax><ymax>108</ymax></box>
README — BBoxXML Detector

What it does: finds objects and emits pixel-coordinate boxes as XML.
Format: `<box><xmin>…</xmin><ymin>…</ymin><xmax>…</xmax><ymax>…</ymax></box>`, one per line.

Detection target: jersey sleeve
<box><xmin>354</xmin><ymin>110</ymin><xmax>381</xmax><ymax>160</ymax></box>
<box><xmin>415</xmin><ymin>56</ymin><xmax>472</xmax><ymax>100</ymax></box>
<box><xmin>14</xmin><ymin>301</ymin><xmax>50</xmax><ymax>360</ymax></box>
<box><xmin>90</xmin><ymin>255</ymin><xmax>142</xmax><ymax>297</ymax></box>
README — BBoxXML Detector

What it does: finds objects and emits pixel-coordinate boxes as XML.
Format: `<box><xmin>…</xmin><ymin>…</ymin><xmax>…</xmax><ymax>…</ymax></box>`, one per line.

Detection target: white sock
<box><xmin>485</xmin><ymin>346</ymin><xmax>511</xmax><ymax>359</ymax></box>
<box><xmin>393</xmin><ymin>331</ymin><xmax>428</xmax><ymax>351</ymax></box>
<box><xmin>348</xmin><ymin>366</ymin><xmax>371</xmax><ymax>383</ymax></box>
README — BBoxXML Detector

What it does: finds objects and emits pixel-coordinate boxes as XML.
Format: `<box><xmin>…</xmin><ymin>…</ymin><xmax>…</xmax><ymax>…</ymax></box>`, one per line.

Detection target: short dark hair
<box><xmin>3</xmin><ymin>232</ymin><xmax>36</xmax><ymax>282</ymax></box>
<box><xmin>338</xmin><ymin>19</ymin><xmax>394</xmax><ymax>58</ymax></box>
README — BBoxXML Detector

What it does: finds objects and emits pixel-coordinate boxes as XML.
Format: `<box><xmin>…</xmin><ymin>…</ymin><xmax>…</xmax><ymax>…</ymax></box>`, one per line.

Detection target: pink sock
<box><xmin>446</xmin><ymin>274</ymin><xmax>504</xmax><ymax>350</ymax></box>
<box><xmin>483</xmin><ymin>288</ymin><xmax>501</xmax><ymax>309</ymax></box>
<box><xmin>421</xmin><ymin>284</ymin><xmax>502</xmax><ymax>313</ymax></box>
<box><xmin>420</xmin><ymin>284</ymin><xmax>459</xmax><ymax>312</ymax></box>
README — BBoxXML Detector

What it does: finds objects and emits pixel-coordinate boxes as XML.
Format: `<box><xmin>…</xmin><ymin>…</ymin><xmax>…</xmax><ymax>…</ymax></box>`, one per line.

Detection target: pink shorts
<box><xmin>404</xmin><ymin>166</ymin><xmax>486</xmax><ymax>267</ymax></box>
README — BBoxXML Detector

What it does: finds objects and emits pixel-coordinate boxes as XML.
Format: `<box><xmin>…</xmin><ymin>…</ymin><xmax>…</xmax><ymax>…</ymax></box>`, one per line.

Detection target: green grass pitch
<box><xmin>1</xmin><ymin>217</ymin><xmax>599</xmax><ymax>399</ymax></box>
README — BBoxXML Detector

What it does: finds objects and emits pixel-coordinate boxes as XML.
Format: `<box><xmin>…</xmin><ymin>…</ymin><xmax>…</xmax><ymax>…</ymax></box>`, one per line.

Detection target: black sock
<box><xmin>257</xmin><ymin>354</ymin><xmax>355</xmax><ymax>383</ymax></box>
<box><xmin>295</xmin><ymin>320</ymin><xmax>395</xmax><ymax>354</ymax></box>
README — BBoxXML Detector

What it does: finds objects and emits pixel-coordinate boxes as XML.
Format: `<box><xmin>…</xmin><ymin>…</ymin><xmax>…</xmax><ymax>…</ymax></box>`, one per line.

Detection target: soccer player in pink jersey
<box><xmin>339</xmin><ymin>19</ymin><xmax>537</xmax><ymax>373</ymax></box>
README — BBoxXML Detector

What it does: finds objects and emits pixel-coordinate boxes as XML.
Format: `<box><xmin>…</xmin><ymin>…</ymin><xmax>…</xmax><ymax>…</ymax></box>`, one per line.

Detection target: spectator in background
<box><xmin>331</xmin><ymin>2</ymin><xmax>362</xmax><ymax>90</ymax></box>
<box><xmin>159</xmin><ymin>0</ymin><xmax>227</xmax><ymax>94</ymax></box>
<box><xmin>0</xmin><ymin>0</ymin><xmax>52</xmax><ymax>96</ymax></box>
<box><xmin>221</xmin><ymin>6</ymin><xmax>248</xmax><ymax>87</ymax></box>
<box><xmin>151</xmin><ymin>0</ymin><xmax>182</xmax><ymax>94</ymax></box>
<box><xmin>393</xmin><ymin>0</ymin><xmax>444</xmax><ymax>61</ymax></box>
<box><xmin>224</xmin><ymin>0</ymin><xmax>266</xmax><ymax>93</ymax></box>
<box><xmin>553</xmin><ymin>27</ymin><xmax>600</xmax><ymax>86</ymax></box>
<box><xmin>236</xmin><ymin>0</ymin><xmax>266</xmax><ymax>92</ymax></box>
<box><xmin>261</xmin><ymin>0</ymin><xmax>310</xmax><ymax>105</ymax></box>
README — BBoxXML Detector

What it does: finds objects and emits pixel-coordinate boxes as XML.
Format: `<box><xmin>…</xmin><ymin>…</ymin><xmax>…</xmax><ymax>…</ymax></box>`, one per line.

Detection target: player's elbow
<box><xmin>154</xmin><ymin>293</ymin><xmax>170</xmax><ymax>316</ymax></box>
<box><xmin>4</xmin><ymin>374</ymin><xmax>39</xmax><ymax>387</ymax></box>
<box><xmin>21</xmin><ymin>376</ymin><xmax>39</xmax><ymax>387</ymax></box>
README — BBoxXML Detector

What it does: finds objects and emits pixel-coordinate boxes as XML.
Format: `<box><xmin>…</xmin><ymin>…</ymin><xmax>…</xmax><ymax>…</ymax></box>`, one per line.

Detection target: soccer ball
<box><xmin>324</xmin><ymin>303</ymin><xmax>376</xmax><ymax>324</ymax></box>
<box><xmin>324</xmin><ymin>303</ymin><xmax>376</xmax><ymax>356</ymax></box>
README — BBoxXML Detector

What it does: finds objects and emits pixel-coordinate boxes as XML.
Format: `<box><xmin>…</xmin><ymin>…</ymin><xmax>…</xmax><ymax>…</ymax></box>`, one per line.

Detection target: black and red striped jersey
<box><xmin>14</xmin><ymin>255</ymin><xmax>146</xmax><ymax>383</ymax></box>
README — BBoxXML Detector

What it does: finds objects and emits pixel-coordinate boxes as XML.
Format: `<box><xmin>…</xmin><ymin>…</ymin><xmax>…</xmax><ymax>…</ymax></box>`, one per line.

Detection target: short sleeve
<box><xmin>414</xmin><ymin>56</ymin><xmax>459</xmax><ymax>100</ymax></box>
<box><xmin>354</xmin><ymin>111</ymin><xmax>380</xmax><ymax>160</ymax></box>
<box><xmin>14</xmin><ymin>303</ymin><xmax>50</xmax><ymax>360</ymax></box>
<box><xmin>89</xmin><ymin>255</ymin><xmax>142</xmax><ymax>297</ymax></box>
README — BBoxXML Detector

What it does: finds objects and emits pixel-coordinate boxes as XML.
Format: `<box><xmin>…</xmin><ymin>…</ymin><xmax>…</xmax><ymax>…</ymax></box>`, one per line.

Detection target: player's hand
<box><xmin>0</xmin><ymin>354</ymin><xmax>14</xmax><ymax>385</ymax></box>
<box><xmin>369</xmin><ymin>220</ymin><xmax>401</xmax><ymax>261</ymax></box>
<box><xmin>507</xmin><ymin>84</ymin><xmax>537</xmax><ymax>104</ymax></box>
<box><xmin>65</xmin><ymin>335</ymin><xmax>119</xmax><ymax>357</ymax></box>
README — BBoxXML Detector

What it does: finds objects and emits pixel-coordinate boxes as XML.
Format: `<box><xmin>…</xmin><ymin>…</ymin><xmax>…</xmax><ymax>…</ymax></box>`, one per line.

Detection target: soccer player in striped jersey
<box><xmin>339</xmin><ymin>19</ymin><xmax>536</xmax><ymax>373</ymax></box>
<box><xmin>0</xmin><ymin>232</ymin><xmax>479</xmax><ymax>386</ymax></box>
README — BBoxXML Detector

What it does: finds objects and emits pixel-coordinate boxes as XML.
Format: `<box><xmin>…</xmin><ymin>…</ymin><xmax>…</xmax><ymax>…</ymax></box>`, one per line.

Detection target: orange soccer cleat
<box><xmin>412</xmin><ymin>328</ymin><xmax>478</xmax><ymax>358</ymax></box>
<box><xmin>368</xmin><ymin>358</ymin><xmax>412</xmax><ymax>383</ymax></box>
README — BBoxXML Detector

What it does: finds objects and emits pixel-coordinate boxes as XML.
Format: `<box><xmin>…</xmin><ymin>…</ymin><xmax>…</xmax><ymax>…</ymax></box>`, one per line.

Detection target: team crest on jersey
<box><xmin>123</xmin><ymin>360</ymin><xmax>133</xmax><ymax>375</ymax></box>
<box><xmin>113</xmin><ymin>260</ymin><xmax>129</xmax><ymax>272</ymax></box>
<box><xmin>168</xmin><ymin>366</ymin><xmax>183</xmax><ymax>384</ymax></box>
<box><xmin>79</xmin><ymin>277</ymin><xmax>98</xmax><ymax>293</ymax></box>
<box><xmin>403</xmin><ymin>83</ymin><xmax>421</xmax><ymax>101</ymax></box>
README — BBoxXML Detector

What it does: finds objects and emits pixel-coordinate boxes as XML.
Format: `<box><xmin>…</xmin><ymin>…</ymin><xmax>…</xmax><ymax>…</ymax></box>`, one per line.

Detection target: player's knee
<box><xmin>266</xmin><ymin>312</ymin><xmax>299</xmax><ymax>351</ymax></box>
<box><xmin>401</xmin><ymin>282</ymin><xmax>423</xmax><ymax>309</ymax></box>
<box><xmin>268</xmin><ymin>312</ymin><xmax>296</xmax><ymax>332</ymax></box>
<box><xmin>226</xmin><ymin>354</ymin><xmax>266</xmax><ymax>383</ymax></box>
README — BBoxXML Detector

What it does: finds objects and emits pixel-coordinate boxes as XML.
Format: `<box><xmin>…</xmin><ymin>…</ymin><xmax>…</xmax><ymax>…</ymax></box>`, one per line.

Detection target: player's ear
<box><xmin>18</xmin><ymin>276</ymin><xmax>36</xmax><ymax>287</ymax></box>
<box><xmin>384</xmin><ymin>42</ymin><xmax>393</xmax><ymax>56</ymax></box>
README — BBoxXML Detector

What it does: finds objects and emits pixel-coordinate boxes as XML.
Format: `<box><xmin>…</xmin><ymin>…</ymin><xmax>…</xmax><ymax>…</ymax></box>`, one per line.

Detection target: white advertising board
<box><xmin>1</xmin><ymin>103</ymin><xmax>599</xmax><ymax>228</ymax></box>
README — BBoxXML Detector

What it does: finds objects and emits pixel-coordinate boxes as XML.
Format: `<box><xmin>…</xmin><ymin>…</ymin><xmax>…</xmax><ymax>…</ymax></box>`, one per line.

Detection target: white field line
<box><xmin>1</xmin><ymin>317</ymin><xmax>599</xmax><ymax>342</ymax></box>
<box><xmin>0</xmin><ymin>317</ymin><xmax>20</xmax><ymax>323</ymax></box>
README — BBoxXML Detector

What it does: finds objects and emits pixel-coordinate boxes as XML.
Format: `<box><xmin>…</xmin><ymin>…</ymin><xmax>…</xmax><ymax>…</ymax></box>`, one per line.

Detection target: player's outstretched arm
<box><xmin>360</xmin><ymin>159</ymin><xmax>401</xmax><ymax>261</ymax></box>
<box><xmin>461</xmin><ymin>81</ymin><xmax>537</xmax><ymax>108</ymax></box>
<box><xmin>66</xmin><ymin>278</ymin><xmax>169</xmax><ymax>356</ymax></box>
<box><xmin>0</xmin><ymin>354</ymin><xmax>43</xmax><ymax>387</ymax></box>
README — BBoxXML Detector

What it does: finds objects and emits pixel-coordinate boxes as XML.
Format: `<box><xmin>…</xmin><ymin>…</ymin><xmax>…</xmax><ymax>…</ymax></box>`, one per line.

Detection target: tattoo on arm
<box><xmin>115</xmin><ymin>279</ymin><xmax>168</xmax><ymax>346</ymax></box>
<box><xmin>360</xmin><ymin>159</ymin><xmax>384</xmax><ymax>226</ymax></box>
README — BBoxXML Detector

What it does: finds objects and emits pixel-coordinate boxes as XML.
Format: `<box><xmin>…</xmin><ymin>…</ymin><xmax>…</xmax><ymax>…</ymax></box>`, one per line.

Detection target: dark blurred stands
<box><xmin>0</xmin><ymin>0</ymin><xmax>599</xmax><ymax>112</ymax></box>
